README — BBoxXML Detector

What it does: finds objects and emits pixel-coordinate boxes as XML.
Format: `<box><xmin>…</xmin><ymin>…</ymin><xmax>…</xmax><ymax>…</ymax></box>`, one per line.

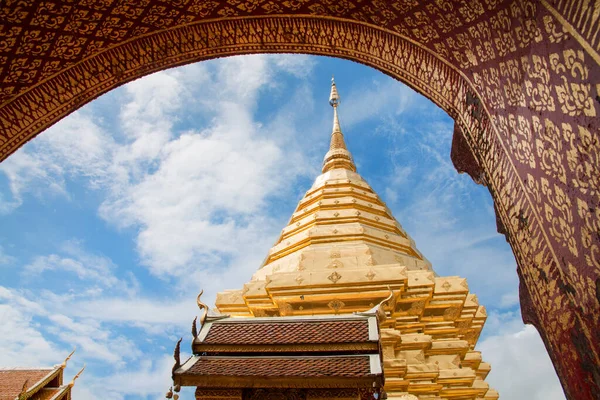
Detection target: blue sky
<box><xmin>0</xmin><ymin>55</ymin><xmax>564</xmax><ymax>399</ymax></box>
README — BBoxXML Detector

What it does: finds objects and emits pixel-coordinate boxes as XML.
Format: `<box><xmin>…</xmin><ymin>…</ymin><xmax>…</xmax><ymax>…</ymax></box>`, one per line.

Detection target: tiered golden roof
<box><xmin>215</xmin><ymin>79</ymin><xmax>498</xmax><ymax>400</ymax></box>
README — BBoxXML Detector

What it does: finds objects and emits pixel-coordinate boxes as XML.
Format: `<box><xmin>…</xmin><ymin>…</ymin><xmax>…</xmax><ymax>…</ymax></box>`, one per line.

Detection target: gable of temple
<box><xmin>171</xmin><ymin>79</ymin><xmax>499</xmax><ymax>400</ymax></box>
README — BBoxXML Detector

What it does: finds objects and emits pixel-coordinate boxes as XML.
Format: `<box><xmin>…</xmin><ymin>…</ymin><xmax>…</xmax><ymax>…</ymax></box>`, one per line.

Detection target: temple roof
<box><xmin>176</xmin><ymin>355</ymin><xmax>380</xmax><ymax>389</ymax></box>
<box><xmin>174</xmin><ymin>313</ymin><xmax>383</xmax><ymax>389</ymax></box>
<box><xmin>0</xmin><ymin>351</ymin><xmax>83</xmax><ymax>400</ymax></box>
<box><xmin>0</xmin><ymin>368</ymin><xmax>70</xmax><ymax>400</ymax></box>
<box><xmin>199</xmin><ymin>316</ymin><xmax>373</xmax><ymax>345</ymax></box>
<box><xmin>178</xmin><ymin>355</ymin><xmax>376</xmax><ymax>379</ymax></box>
<box><xmin>0</xmin><ymin>369</ymin><xmax>54</xmax><ymax>400</ymax></box>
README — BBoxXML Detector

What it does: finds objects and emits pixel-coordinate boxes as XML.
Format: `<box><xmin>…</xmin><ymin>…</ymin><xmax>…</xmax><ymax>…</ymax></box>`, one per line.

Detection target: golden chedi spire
<box><xmin>213</xmin><ymin>77</ymin><xmax>497</xmax><ymax>400</ymax></box>
<box><xmin>220</xmin><ymin>77</ymin><xmax>431</xmax><ymax>308</ymax></box>
<box><xmin>322</xmin><ymin>77</ymin><xmax>356</xmax><ymax>173</ymax></box>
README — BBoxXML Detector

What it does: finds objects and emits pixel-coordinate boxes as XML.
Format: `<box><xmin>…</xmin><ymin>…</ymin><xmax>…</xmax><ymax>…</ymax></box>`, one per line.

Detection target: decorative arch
<box><xmin>0</xmin><ymin>2</ymin><xmax>598</xmax><ymax>399</ymax></box>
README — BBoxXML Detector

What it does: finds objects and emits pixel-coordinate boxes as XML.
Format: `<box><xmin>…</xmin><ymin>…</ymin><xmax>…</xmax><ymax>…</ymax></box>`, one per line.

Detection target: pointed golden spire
<box><xmin>322</xmin><ymin>77</ymin><xmax>356</xmax><ymax>173</ymax></box>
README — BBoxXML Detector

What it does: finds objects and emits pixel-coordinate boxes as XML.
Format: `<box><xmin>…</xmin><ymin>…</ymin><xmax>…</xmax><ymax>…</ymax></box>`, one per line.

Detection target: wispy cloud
<box><xmin>96</xmin><ymin>56</ymin><xmax>316</xmax><ymax>282</ymax></box>
<box><xmin>23</xmin><ymin>240</ymin><xmax>127</xmax><ymax>289</ymax></box>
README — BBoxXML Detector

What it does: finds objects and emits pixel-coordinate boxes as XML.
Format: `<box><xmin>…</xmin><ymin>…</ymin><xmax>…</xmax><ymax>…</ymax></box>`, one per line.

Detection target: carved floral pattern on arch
<box><xmin>533</xmin><ymin>116</ymin><xmax>566</xmax><ymax>185</ymax></box>
<box><xmin>495</xmin><ymin>113</ymin><xmax>535</xmax><ymax>169</ymax></box>
<box><xmin>549</xmin><ymin>49</ymin><xmax>596</xmax><ymax>117</ymax></box>
<box><xmin>541</xmin><ymin>178</ymin><xmax>578</xmax><ymax>257</ymax></box>
<box><xmin>565</xmin><ymin>124</ymin><xmax>600</xmax><ymax>199</ymax></box>
<box><xmin>523</xmin><ymin>55</ymin><xmax>555</xmax><ymax>112</ymax></box>
<box><xmin>576</xmin><ymin>198</ymin><xmax>600</xmax><ymax>270</ymax></box>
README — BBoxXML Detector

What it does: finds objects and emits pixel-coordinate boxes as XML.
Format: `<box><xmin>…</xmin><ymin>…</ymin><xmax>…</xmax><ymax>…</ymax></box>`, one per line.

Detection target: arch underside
<box><xmin>0</xmin><ymin>1</ymin><xmax>598</xmax><ymax>399</ymax></box>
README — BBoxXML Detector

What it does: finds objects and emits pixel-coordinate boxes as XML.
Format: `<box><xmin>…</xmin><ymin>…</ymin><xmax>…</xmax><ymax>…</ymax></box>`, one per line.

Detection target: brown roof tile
<box><xmin>0</xmin><ymin>369</ymin><xmax>54</xmax><ymax>400</ymax></box>
<box><xmin>184</xmin><ymin>356</ymin><xmax>372</xmax><ymax>378</ymax></box>
<box><xmin>203</xmin><ymin>320</ymin><xmax>370</xmax><ymax>345</ymax></box>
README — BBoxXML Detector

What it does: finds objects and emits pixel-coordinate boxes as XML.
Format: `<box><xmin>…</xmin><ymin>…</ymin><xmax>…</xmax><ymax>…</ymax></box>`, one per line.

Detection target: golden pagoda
<box><xmin>172</xmin><ymin>79</ymin><xmax>499</xmax><ymax>400</ymax></box>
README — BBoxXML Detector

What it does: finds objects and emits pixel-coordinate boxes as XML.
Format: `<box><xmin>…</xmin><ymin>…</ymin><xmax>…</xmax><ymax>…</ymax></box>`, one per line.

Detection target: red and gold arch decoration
<box><xmin>0</xmin><ymin>1</ymin><xmax>598</xmax><ymax>398</ymax></box>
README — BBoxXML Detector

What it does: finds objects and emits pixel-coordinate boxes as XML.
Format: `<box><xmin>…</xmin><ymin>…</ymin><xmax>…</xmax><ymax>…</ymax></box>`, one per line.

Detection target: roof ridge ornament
<box><xmin>196</xmin><ymin>289</ymin><xmax>208</xmax><ymax>327</ymax></box>
<box><xmin>68</xmin><ymin>365</ymin><xmax>85</xmax><ymax>388</ymax></box>
<box><xmin>172</xmin><ymin>338</ymin><xmax>182</xmax><ymax>380</ymax></box>
<box><xmin>60</xmin><ymin>347</ymin><xmax>76</xmax><ymax>369</ymax></box>
<box><xmin>356</xmin><ymin>286</ymin><xmax>394</xmax><ymax>323</ymax></box>
<box><xmin>191</xmin><ymin>316</ymin><xmax>198</xmax><ymax>339</ymax></box>
<box><xmin>322</xmin><ymin>77</ymin><xmax>357</xmax><ymax>173</ymax></box>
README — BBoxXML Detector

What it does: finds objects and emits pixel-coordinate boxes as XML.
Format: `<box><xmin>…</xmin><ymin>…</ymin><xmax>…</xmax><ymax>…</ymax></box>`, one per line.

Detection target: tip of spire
<box><xmin>322</xmin><ymin>77</ymin><xmax>356</xmax><ymax>173</ymax></box>
<box><xmin>329</xmin><ymin>76</ymin><xmax>340</xmax><ymax>107</ymax></box>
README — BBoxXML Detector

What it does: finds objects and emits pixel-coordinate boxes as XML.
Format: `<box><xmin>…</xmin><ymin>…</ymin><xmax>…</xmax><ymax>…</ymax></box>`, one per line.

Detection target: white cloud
<box><xmin>0</xmin><ymin>149</ymin><xmax>65</xmax><ymax>212</ymax></box>
<box><xmin>0</xmin><ymin>285</ymin><xmax>144</xmax><ymax>368</ymax></box>
<box><xmin>97</xmin><ymin>55</ymin><xmax>315</xmax><ymax>280</ymax></box>
<box><xmin>23</xmin><ymin>240</ymin><xmax>125</xmax><ymax>290</ymax></box>
<box><xmin>101</xmin><ymin>114</ymin><xmax>285</xmax><ymax>277</ymax></box>
<box><xmin>0</xmin><ymin>287</ymin><xmax>60</xmax><ymax>367</ymax></box>
<box><xmin>0</xmin><ymin>111</ymin><xmax>114</xmax><ymax>210</ymax></box>
<box><xmin>47</xmin><ymin>314</ymin><xmax>141</xmax><ymax>366</ymax></box>
<box><xmin>479</xmin><ymin>319</ymin><xmax>565</xmax><ymax>400</ymax></box>
<box><xmin>0</xmin><ymin>303</ymin><xmax>63</xmax><ymax>367</ymax></box>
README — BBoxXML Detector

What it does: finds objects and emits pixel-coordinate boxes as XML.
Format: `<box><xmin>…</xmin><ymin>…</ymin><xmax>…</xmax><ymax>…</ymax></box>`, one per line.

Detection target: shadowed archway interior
<box><xmin>0</xmin><ymin>1</ymin><xmax>598</xmax><ymax>399</ymax></box>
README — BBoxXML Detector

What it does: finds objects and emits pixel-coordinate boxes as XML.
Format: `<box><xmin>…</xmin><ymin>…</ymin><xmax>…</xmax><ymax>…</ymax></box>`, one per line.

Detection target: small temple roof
<box><xmin>0</xmin><ymin>369</ymin><xmax>54</xmax><ymax>400</ymax></box>
<box><xmin>0</xmin><ymin>351</ymin><xmax>83</xmax><ymax>400</ymax></box>
<box><xmin>174</xmin><ymin>313</ymin><xmax>383</xmax><ymax>389</ymax></box>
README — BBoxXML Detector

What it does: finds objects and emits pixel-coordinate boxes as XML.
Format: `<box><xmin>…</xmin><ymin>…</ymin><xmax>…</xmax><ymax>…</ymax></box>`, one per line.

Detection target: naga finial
<box><xmin>374</xmin><ymin>286</ymin><xmax>394</xmax><ymax>323</ymax></box>
<box><xmin>197</xmin><ymin>289</ymin><xmax>208</xmax><ymax>327</ymax></box>
<box><xmin>172</xmin><ymin>338</ymin><xmax>182</xmax><ymax>378</ymax></box>
<box><xmin>381</xmin><ymin>285</ymin><xmax>394</xmax><ymax>307</ymax></box>
<box><xmin>191</xmin><ymin>316</ymin><xmax>198</xmax><ymax>339</ymax></box>
<box><xmin>69</xmin><ymin>365</ymin><xmax>85</xmax><ymax>387</ymax></box>
<box><xmin>61</xmin><ymin>347</ymin><xmax>76</xmax><ymax>368</ymax></box>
